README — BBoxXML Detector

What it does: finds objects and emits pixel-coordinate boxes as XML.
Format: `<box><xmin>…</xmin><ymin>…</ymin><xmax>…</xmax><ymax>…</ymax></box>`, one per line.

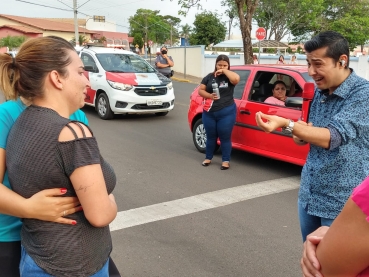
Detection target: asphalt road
<box><xmin>83</xmin><ymin>81</ymin><xmax>304</xmax><ymax>277</ymax></box>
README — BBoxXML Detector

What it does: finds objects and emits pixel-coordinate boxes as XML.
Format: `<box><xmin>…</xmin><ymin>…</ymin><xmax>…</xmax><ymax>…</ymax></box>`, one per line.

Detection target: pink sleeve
<box><xmin>264</xmin><ymin>97</ymin><xmax>276</xmax><ymax>104</ymax></box>
<box><xmin>352</xmin><ymin>176</ymin><xmax>369</xmax><ymax>222</ymax></box>
<box><xmin>264</xmin><ymin>97</ymin><xmax>285</xmax><ymax>106</ymax></box>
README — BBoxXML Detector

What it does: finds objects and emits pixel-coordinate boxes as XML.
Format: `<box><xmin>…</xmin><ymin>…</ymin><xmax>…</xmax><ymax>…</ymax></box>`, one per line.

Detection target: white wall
<box><xmin>168</xmin><ymin>46</ymin><xmax>369</xmax><ymax>80</ymax></box>
<box><xmin>169</xmin><ymin>46</ymin><xmax>205</xmax><ymax>78</ymax></box>
<box><xmin>86</xmin><ymin>17</ymin><xmax>116</xmax><ymax>32</ymax></box>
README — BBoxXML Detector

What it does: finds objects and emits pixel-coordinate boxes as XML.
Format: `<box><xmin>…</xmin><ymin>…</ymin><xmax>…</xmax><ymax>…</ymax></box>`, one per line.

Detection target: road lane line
<box><xmin>110</xmin><ymin>176</ymin><xmax>300</xmax><ymax>231</ymax></box>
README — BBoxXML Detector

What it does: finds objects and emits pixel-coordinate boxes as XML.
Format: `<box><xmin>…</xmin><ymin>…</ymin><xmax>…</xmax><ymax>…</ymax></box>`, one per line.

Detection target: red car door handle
<box><xmin>240</xmin><ymin>110</ymin><xmax>250</xmax><ymax>115</ymax></box>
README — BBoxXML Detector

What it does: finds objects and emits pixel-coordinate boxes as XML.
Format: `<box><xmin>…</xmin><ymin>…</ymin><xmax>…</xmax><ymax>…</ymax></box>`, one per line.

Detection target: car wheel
<box><xmin>97</xmin><ymin>93</ymin><xmax>114</xmax><ymax>120</ymax></box>
<box><xmin>192</xmin><ymin>118</ymin><xmax>220</xmax><ymax>153</ymax></box>
<box><xmin>155</xmin><ymin>112</ymin><xmax>169</xmax><ymax>116</ymax></box>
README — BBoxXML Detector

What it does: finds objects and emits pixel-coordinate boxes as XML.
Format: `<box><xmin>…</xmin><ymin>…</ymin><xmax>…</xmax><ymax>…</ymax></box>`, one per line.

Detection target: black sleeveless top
<box><xmin>6</xmin><ymin>105</ymin><xmax>116</xmax><ymax>277</ymax></box>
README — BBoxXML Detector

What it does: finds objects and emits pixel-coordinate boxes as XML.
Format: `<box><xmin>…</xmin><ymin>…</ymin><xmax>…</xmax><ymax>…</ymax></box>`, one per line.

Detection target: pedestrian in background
<box><xmin>289</xmin><ymin>55</ymin><xmax>298</xmax><ymax>64</ymax></box>
<box><xmin>255</xmin><ymin>31</ymin><xmax>369</xmax><ymax>242</ymax></box>
<box><xmin>155</xmin><ymin>46</ymin><xmax>174</xmax><ymax>78</ymax></box>
<box><xmin>276</xmin><ymin>55</ymin><xmax>285</xmax><ymax>64</ymax></box>
<box><xmin>198</xmin><ymin>54</ymin><xmax>240</xmax><ymax>170</ymax></box>
<box><xmin>253</xmin><ymin>54</ymin><xmax>259</xmax><ymax>64</ymax></box>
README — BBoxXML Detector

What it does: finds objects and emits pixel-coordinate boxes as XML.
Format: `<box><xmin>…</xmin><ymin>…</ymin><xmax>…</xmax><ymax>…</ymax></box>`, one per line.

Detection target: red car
<box><xmin>188</xmin><ymin>65</ymin><xmax>315</xmax><ymax>166</ymax></box>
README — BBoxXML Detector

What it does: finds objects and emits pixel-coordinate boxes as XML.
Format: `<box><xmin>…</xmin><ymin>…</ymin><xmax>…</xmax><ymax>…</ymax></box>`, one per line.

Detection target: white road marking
<box><xmin>110</xmin><ymin>176</ymin><xmax>300</xmax><ymax>231</ymax></box>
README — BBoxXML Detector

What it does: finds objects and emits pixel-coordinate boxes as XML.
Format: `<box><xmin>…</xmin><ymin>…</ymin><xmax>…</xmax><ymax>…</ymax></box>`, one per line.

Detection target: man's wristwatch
<box><xmin>282</xmin><ymin>119</ymin><xmax>294</xmax><ymax>135</ymax></box>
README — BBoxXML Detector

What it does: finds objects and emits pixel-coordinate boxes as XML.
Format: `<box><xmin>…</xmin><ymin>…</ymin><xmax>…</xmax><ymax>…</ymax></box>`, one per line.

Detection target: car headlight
<box><xmin>107</xmin><ymin>80</ymin><xmax>133</xmax><ymax>91</ymax></box>
<box><xmin>166</xmin><ymin>82</ymin><xmax>173</xmax><ymax>90</ymax></box>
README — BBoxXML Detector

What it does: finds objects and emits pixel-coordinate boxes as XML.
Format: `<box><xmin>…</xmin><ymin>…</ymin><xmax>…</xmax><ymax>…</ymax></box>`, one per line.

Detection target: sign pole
<box><xmin>255</xmin><ymin>27</ymin><xmax>266</xmax><ymax>64</ymax></box>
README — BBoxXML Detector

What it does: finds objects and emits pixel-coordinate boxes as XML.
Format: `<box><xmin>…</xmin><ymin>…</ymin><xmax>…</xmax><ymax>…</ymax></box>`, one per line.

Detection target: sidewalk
<box><xmin>171</xmin><ymin>72</ymin><xmax>202</xmax><ymax>84</ymax></box>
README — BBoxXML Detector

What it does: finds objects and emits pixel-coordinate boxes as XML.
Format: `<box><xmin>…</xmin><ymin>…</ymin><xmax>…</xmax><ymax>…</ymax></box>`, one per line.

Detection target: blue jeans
<box><xmin>20</xmin><ymin>245</ymin><xmax>109</xmax><ymax>277</ymax></box>
<box><xmin>202</xmin><ymin>103</ymin><xmax>236</xmax><ymax>162</ymax></box>
<box><xmin>298</xmin><ymin>200</ymin><xmax>335</xmax><ymax>242</ymax></box>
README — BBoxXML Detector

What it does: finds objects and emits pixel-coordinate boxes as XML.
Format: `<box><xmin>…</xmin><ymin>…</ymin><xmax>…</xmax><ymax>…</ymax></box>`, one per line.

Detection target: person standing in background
<box><xmin>155</xmin><ymin>46</ymin><xmax>174</xmax><ymax>78</ymax></box>
<box><xmin>289</xmin><ymin>55</ymin><xmax>298</xmax><ymax>64</ymax></box>
<box><xmin>276</xmin><ymin>55</ymin><xmax>285</xmax><ymax>64</ymax></box>
<box><xmin>198</xmin><ymin>54</ymin><xmax>240</xmax><ymax>170</ymax></box>
<box><xmin>253</xmin><ymin>54</ymin><xmax>259</xmax><ymax>64</ymax></box>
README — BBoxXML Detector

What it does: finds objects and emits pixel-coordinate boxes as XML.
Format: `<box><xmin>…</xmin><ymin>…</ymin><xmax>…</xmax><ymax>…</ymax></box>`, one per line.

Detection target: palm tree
<box><xmin>71</xmin><ymin>35</ymin><xmax>88</xmax><ymax>46</ymax></box>
<box><xmin>180</xmin><ymin>24</ymin><xmax>192</xmax><ymax>46</ymax></box>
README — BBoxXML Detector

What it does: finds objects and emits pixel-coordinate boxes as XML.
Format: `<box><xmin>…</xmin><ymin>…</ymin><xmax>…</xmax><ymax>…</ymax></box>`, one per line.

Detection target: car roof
<box><xmin>81</xmin><ymin>46</ymin><xmax>136</xmax><ymax>55</ymax></box>
<box><xmin>231</xmin><ymin>64</ymin><xmax>308</xmax><ymax>73</ymax></box>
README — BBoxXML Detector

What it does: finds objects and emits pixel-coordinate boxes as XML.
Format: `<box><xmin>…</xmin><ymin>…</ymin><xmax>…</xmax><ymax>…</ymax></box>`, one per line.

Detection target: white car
<box><xmin>79</xmin><ymin>46</ymin><xmax>175</xmax><ymax>119</ymax></box>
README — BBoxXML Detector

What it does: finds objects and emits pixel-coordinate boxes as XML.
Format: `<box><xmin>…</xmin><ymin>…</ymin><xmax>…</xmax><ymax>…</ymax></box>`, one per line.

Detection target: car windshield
<box><xmin>96</xmin><ymin>53</ymin><xmax>156</xmax><ymax>73</ymax></box>
<box><xmin>301</xmin><ymin>72</ymin><xmax>314</xmax><ymax>83</ymax></box>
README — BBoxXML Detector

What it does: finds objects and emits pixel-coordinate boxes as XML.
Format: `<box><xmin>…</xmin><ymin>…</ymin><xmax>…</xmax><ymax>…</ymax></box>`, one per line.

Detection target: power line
<box><xmin>15</xmin><ymin>0</ymin><xmax>72</xmax><ymax>11</ymax></box>
<box><xmin>78</xmin><ymin>0</ymin><xmax>92</xmax><ymax>9</ymax></box>
<box><xmin>56</xmin><ymin>0</ymin><xmax>73</xmax><ymax>9</ymax></box>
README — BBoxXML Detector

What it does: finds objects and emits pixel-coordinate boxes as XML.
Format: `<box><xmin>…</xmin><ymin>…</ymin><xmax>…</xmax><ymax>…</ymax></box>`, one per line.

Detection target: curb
<box><xmin>171</xmin><ymin>77</ymin><xmax>190</xmax><ymax>83</ymax></box>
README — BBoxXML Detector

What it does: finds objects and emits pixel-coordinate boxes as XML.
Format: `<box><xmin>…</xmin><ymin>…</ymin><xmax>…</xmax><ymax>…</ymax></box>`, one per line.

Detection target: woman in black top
<box><xmin>198</xmin><ymin>55</ymin><xmax>240</xmax><ymax>170</ymax></box>
<box><xmin>2</xmin><ymin>36</ymin><xmax>117</xmax><ymax>276</ymax></box>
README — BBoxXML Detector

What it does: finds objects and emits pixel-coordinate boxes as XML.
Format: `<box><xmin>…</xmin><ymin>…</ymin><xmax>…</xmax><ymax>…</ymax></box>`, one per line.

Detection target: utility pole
<box><xmin>170</xmin><ymin>25</ymin><xmax>172</xmax><ymax>46</ymax></box>
<box><xmin>144</xmin><ymin>16</ymin><xmax>148</xmax><ymax>58</ymax></box>
<box><xmin>73</xmin><ymin>0</ymin><xmax>79</xmax><ymax>47</ymax></box>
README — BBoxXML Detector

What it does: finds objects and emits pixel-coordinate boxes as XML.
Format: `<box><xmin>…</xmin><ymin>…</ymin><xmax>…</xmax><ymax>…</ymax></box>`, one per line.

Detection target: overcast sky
<box><xmin>2</xmin><ymin>0</ymin><xmax>243</xmax><ymax>35</ymax></box>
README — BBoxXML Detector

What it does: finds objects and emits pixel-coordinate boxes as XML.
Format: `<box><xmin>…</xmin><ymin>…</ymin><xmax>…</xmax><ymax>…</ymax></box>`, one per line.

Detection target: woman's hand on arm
<box><xmin>1</xmin><ymin>147</ymin><xmax>80</xmax><ymax>224</ymax></box>
<box><xmin>316</xmin><ymin>197</ymin><xmax>369</xmax><ymax>277</ymax></box>
<box><xmin>0</xmin><ymin>184</ymin><xmax>81</xmax><ymax>225</ymax></box>
<box><xmin>215</xmin><ymin>69</ymin><xmax>240</xmax><ymax>85</ymax></box>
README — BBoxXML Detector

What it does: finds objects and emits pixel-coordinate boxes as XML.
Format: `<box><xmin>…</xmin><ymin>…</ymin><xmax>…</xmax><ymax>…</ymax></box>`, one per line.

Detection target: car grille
<box><xmin>131</xmin><ymin>102</ymin><xmax>170</xmax><ymax>110</ymax></box>
<box><xmin>134</xmin><ymin>87</ymin><xmax>167</xmax><ymax>96</ymax></box>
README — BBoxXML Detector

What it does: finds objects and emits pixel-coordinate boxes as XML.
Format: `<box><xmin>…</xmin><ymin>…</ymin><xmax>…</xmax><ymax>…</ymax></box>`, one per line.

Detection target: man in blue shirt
<box><xmin>255</xmin><ymin>31</ymin><xmax>369</xmax><ymax>240</ymax></box>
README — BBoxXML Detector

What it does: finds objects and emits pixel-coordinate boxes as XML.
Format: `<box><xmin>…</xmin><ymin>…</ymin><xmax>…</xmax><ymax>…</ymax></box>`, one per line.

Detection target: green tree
<box><xmin>290</xmin><ymin>0</ymin><xmax>369</xmax><ymax>48</ymax></box>
<box><xmin>253</xmin><ymin>0</ymin><xmax>324</xmax><ymax>41</ymax></box>
<box><xmin>169</xmin><ymin>0</ymin><xmax>259</xmax><ymax>64</ymax></box>
<box><xmin>98</xmin><ymin>36</ymin><xmax>107</xmax><ymax>44</ymax></box>
<box><xmin>162</xmin><ymin>15</ymin><xmax>181</xmax><ymax>45</ymax></box>
<box><xmin>71</xmin><ymin>34</ymin><xmax>88</xmax><ymax>46</ymax></box>
<box><xmin>132</xmin><ymin>33</ymin><xmax>144</xmax><ymax>49</ymax></box>
<box><xmin>180</xmin><ymin>23</ymin><xmax>192</xmax><ymax>45</ymax></box>
<box><xmin>222</xmin><ymin>1</ymin><xmax>238</xmax><ymax>40</ymax></box>
<box><xmin>0</xmin><ymin>35</ymin><xmax>26</xmax><ymax>50</ymax></box>
<box><xmin>128</xmin><ymin>9</ymin><xmax>180</xmax><ymax>45</ymax></box>
<box><xmin>189</xmin><ymin>11</ymin><xmax>227</xmax><ymax>46</ymax></box>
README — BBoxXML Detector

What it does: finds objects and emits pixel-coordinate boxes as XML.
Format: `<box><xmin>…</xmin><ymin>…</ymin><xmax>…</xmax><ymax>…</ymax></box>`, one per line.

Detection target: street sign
<box><xmin>256</xmin><ymin>27</ymin><xmax>266</xmax><ymax>41</ymax></box>
<box><xmin>148</xmin><ymin>40</ymin><xmax>153</xmax><ymax>46</ymax></box>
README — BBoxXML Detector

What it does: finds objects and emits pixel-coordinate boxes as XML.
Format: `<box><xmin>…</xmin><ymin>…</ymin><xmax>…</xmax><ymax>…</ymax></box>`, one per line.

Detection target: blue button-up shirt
<box><xmin>299</xmin><ymin>71</ymin><xmax>369</xmax><ymax>219</ymax></box>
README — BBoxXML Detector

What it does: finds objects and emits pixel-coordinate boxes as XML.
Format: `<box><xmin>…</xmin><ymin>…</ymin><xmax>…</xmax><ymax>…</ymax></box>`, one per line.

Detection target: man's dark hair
<box><xmin>304</xmin><ymin>31</ymin><xmax>349</xmax><ymax>67</ymax></box>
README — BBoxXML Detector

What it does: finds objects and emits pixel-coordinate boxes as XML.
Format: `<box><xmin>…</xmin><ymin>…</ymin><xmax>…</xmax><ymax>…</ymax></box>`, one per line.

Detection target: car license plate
<box><xmin>147</xmin><ymin>100</ymin><xmax>163</xmax><ymax>106</ymax></box>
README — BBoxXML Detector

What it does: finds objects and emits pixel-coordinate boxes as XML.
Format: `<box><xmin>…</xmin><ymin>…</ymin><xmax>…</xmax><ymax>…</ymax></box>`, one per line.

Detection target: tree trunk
<box><xmin>236</xmin><ymin>0</ymin><xmax>258</xmax><ymax>64</ymax></box>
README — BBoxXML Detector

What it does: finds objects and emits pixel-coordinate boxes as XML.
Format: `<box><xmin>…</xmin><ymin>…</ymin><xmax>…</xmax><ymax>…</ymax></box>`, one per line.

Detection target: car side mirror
<box><xmin>285</xmin><ymin>97</ymin><xmax>303</xmax><ymax>108</ymax></box>
<box><xmin>84</xmin><ymin>65</ymin><xmax>98</xmax><ymax>73</ymax></box>
<box><xmin>302</xmin><ymin>82</ymin><xmax>315</xmax><ymax>100</ymax></box>
<box><xmin>301</xmin><ymin>82</ymin><xmax>315</xmax><ymax>122</ymax></box>
<box><xmin>285</xmin><ymin>82</ymin><xmax>315</xmax><ymax>109</ymax></box>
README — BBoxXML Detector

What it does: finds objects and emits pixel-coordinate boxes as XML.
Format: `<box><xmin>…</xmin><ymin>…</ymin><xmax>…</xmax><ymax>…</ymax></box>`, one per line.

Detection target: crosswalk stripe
<box><xmin>110</xmin><ymin>176</ymin><xmax>300</xmax><ymax>231</ymax></box>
